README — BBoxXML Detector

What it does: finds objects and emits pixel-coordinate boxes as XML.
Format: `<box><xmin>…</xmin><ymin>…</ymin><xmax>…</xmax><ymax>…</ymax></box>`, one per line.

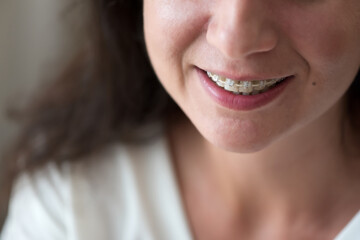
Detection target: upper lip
<box><xmin>201</xmin><ymin>68</ymin><xmax>292</xmax><ymax>81</ymax></box>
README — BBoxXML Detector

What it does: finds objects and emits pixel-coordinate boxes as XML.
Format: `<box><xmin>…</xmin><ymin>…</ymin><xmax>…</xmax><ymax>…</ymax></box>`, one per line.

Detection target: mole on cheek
<box><xmin>312</xmin><ymin>82</ymin><xmax>317</xmax><ymax>86</ymax></box>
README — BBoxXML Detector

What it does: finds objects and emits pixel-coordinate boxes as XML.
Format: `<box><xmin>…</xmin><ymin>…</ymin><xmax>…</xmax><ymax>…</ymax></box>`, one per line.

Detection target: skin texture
<box><xmin>144</xmin><ymin>0</ymin><xmax>360</xmax><ymax>239</ymax></box>
<box><xmin>144</xmin><ymin>0</ymin><xmax>360</xmax><ymax>152</ymax></box>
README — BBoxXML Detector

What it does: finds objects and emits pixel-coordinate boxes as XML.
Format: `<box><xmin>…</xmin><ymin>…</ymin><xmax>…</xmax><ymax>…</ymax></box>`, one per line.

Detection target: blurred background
<box><xmin>0</xmin><ymin>0</ymin><xmax>85</xmax><ymax>230</ymax></box>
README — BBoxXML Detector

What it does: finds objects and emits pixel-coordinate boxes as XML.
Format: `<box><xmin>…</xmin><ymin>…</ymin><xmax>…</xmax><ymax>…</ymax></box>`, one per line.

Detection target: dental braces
<box><xmin>207</xmin><ymin>72</ymin><xmax>284</xmax><ymax>94</ymax></box>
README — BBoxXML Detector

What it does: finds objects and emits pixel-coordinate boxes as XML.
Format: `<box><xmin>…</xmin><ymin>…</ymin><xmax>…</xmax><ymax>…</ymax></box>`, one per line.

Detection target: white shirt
<box><xmin>1</xmin><ymin>135</ymin><xmax>359</xmax><ymax>240</ymax></box>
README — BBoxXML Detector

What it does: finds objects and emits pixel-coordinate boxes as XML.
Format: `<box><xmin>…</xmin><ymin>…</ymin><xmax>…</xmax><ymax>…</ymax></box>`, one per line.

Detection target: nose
<box><xmin>206</xmin><ymin>0</ymin><xmax>278</xmax><ymax>59</ymax></box>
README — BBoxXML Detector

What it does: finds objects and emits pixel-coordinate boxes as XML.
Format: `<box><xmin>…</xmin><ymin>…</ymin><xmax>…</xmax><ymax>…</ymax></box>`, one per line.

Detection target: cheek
<box><xmin>144</xmin><ymin>0</ymin><xmax>210</xmax><ymax>111</ymax></box>
<box><xmin>277</xmin><ymin>2</ymin><xmax>360</xmax><ymax>90</ymax></box>
<box><xmin>282</xmin><ymin>8</ymin><xmax>348</xmax><ymax>66</ymax></box>
<box><xmin>144</xmin><ymin>0</ymin><xmax>207</xmax><ymax>65</ymax></box>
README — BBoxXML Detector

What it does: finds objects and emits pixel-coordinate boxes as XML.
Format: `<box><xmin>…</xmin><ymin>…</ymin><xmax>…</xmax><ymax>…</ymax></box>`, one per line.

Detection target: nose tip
<box><xmin>207</xmin><ymin>22</ymin><xmax>278</xmax><ymax>59</ymax></box>
<box><xmin>206</xmin><ymin>0</ymin><xmax>278</xmax><ymax>59</ymax></box>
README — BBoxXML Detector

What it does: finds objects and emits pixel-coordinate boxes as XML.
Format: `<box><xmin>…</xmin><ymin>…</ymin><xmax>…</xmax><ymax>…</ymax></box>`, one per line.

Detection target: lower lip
<box><xmin>197</xmin><ymin>68</ymin><xmax>293</xmax><ymax>111</ymax></box>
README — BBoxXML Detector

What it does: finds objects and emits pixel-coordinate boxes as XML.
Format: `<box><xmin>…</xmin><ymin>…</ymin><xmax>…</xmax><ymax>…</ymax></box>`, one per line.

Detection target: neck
<box><xmin>168</xmin><ymin>99</ymin><xmax>360</xmax><ymax>227</ymax></box>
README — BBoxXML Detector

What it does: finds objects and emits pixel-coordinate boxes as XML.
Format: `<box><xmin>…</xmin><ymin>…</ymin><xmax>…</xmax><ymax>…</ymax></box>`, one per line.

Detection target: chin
<box><xmin>208</xmin><ymin>133</ymin><xmax>272</xmax><ymax>153</ymax></box>
<box><xmin>195</xmin><ymin>119</ymin><xmax>277</xmax><ymax>154</ymax></box>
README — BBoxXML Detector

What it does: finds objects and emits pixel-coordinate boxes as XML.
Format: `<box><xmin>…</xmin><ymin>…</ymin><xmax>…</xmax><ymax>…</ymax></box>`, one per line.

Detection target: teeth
<box><xmin>224</xmin><ymin>79</ymin><xmax>238</xmax><ymax>92</ymax></box>
<box><xmin>242</xmin><ymin>81</ymin><xmax>253</xmax><ymax>93</ymax></box>
<box><xmin>207</xmin><ymin>71</ymin><xmax>286</xmax><ymax>95</ymax></box>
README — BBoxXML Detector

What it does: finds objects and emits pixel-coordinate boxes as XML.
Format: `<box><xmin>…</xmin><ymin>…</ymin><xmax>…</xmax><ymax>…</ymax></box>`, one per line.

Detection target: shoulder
<box><xmin>1</xmin><ymin>133</ymin><xmax>175</xmax><ymax>240</ymax></box>
<box><xmin>1</xmin><ymin>162</ymin><xmax>70</xmax><ymax>240</ymax></box>
<box><xmin>70</xmin><ymin>133</ymin><xmax>171</xmax><ymax>197</ymax></box>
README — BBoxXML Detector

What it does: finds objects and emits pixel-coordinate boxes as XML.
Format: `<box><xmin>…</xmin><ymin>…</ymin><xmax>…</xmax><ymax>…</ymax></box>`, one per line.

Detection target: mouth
<box><xmin>197</xmin><ymin>68</ymin><xmax>294</xmax><ymax>111</ymax></box>
<box><xmin>206</xmin><ymin>71</ymin><xmax>291</xmax><ymax>96</ymax></box>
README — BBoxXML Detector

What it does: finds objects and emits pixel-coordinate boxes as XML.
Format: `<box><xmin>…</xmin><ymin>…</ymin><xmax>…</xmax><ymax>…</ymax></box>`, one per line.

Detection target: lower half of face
<box><xmin>144</xmin><ymin>0</ymin><xmax>360</xmax><ymax>153</ymax></box>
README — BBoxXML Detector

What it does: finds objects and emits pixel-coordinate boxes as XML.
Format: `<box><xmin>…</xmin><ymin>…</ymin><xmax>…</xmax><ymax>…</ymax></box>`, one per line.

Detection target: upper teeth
<box><xmin>207</xmin><ymin>71</ymin><xmax>286</xmax><ymax>95</ymax></box>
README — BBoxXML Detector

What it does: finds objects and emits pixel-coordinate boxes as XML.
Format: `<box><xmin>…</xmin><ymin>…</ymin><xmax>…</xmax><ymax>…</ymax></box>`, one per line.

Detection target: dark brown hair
<box><xmin>1</xmin><ymin>0</ymin><xmax>360</xmax><ymax>228</ymax></box>
<box><xmin>4</xmin><ymin>0</ymin><xmax>177</xmax><ymax>175</ymax></box>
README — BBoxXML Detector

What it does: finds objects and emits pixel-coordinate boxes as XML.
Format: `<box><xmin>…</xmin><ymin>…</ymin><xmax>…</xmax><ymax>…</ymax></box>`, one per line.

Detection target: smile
<box><xmin>206</xmin><ymin>71</ymin><xmax>288</xmax><ymax>95</ymax></box>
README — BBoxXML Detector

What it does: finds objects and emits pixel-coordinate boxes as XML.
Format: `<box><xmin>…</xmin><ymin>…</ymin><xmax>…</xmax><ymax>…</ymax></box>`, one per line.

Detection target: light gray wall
<box><xmin>0</xmin><ymin>0</ymin><xmax>81</xmax><ymax>152</ymax></box>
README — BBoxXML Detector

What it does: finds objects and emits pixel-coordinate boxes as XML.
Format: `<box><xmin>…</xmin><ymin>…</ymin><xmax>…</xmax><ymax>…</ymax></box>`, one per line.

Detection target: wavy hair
<box><xmin>4</xmin><ymin>0</ymin><xmax>177</xmax><ymax>174</ymax></box>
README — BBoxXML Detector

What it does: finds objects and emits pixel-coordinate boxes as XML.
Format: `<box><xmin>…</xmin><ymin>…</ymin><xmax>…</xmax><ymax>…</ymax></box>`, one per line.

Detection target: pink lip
<box><xmin>197</xmin><ymin>68</ymin><xmax>293</xmax><ymax>111</ymax></box>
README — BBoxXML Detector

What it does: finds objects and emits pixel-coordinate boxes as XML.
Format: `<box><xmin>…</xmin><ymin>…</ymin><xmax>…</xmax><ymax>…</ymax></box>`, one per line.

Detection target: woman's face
<box><xmin>144</xmin><ymin>0</ymin><xmax>360</xmax><ymax>152</ymax></box>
